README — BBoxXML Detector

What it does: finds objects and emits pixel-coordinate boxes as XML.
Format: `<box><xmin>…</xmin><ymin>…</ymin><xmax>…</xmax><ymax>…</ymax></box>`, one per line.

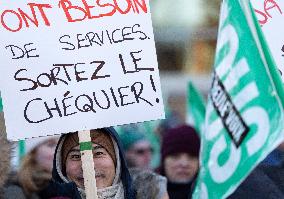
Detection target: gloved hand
<box><xmin>39</xmin><ymin>180</ymin><xmax>82</xmax><ymax>199</ymax></box>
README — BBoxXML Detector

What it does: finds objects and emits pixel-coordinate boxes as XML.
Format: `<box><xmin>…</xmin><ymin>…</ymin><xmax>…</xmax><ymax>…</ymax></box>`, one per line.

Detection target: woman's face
<box><xmin>35</xmin><ymin>138</ymin><xmax>58</xmax><ymax>172</ymax></box>
<box><xmin>65</xmin><ymin>143</ymin><xmax>116</xmax><ymax>189</ymax></box>
<box><xmin>164</xmin><ymin>152</ymin><xmax>199</xmax><ymax>183</ymax></box>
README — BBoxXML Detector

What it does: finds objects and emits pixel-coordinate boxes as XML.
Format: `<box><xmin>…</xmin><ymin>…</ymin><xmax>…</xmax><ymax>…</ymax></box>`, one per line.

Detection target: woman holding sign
<box><xmin>41</xmin><ymin>128</ymin><xmax>136</xmax><ymax>199</ymax></box>
<box><xmin>42</xmin><ymin>128</ymin><xmax>169</xmax><ymax>199</ymax></box>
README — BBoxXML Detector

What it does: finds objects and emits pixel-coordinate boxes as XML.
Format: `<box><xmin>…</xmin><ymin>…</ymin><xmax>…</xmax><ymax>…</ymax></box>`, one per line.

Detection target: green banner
<box><xmin>18</xmin><ymin>140</ymin><xmax>25</xmax><ymax>160</ymax></box>
<box><xmin>186</xmin><ymin>82</ymin><xmax>206</xmax><ymax>135</ymax></box>
<box><xmin>193</xmin><ymin>0</ymin><xmax>284</xmax><ymax>198</ymax></box>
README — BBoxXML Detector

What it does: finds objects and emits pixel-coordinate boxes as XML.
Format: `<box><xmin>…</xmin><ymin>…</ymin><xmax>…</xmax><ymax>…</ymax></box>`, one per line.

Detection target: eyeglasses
<box><xmin>132</xmin><ymin>147</ymin><xmax>154</xmax><ymax>155</ymax></box>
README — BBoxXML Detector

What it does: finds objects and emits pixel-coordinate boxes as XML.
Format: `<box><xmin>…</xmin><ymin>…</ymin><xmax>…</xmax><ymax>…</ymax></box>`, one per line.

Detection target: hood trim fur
<box><xmin>0</xmin><ymin>112</ymin><xmax>11</xmax><ymax>187</ymax></box>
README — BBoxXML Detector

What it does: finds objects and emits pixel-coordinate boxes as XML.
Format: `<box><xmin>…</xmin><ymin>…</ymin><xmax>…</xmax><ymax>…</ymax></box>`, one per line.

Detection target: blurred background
<box><xmin>151</xmin><ymin>0</ymin><xmax>220</xmax><ymax>122</ymax></box>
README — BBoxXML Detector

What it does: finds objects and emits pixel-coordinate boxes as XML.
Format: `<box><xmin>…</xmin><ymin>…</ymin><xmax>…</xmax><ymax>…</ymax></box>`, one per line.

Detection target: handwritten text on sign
<box><xmin>251</xmin><ymin>0</ymin><xmax>284</xmax><ymax>81</ymax></box>
<box><xmin>0</xmin><ymin>0</ymin><xmax>165</xmax><ymax>140</ymax></box>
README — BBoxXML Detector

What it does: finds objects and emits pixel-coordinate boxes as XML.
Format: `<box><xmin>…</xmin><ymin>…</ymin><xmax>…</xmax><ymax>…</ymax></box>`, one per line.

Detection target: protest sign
<box><xmin>186</xmin><ymin>81</ymin><xmax>205</xmax><ymax>135</ymax></box>
<box><xmin>0</xmin><ymin>0</ymin><xmax>164</xmax><ymax>141</ymax></box>
<box><xmin>193</xmin><ymin>0</ymin><xmax>284</xmax><ymax>198</ymax></box>
<box><xmin>251</xmin><ymin>0</ymin><xmax>284</xmax><ymax>82</ymax></box>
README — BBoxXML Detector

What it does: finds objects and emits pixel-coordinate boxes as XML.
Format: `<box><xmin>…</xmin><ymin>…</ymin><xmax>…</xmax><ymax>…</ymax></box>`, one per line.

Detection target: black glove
<box><xmin>39</xmin><ymin>180</ymin><xmax>82</xmax><ymax>199</ymax></box>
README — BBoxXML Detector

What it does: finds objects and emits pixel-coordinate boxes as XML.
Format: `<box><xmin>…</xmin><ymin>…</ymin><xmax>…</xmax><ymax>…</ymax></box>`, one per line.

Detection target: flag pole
<box><xmin>78</xmin><ymin>130</ymin><xmax>98</xmax><ymax>199</ymax></box>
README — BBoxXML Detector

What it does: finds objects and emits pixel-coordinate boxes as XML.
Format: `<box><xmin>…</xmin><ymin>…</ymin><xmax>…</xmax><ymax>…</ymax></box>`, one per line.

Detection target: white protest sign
<box><xmin>251</xmin><ymin>0</ymin><xmax>284</xmax><ymax>81</ymax></box>
<box><xmin>0</xmin><ymin>0</ymin><xmax>165</xmax><ymax>141</ymax></box>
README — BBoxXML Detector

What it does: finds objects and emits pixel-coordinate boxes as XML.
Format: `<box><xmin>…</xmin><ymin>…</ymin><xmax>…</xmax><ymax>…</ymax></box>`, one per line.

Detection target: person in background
<box><xmin>157</xmin><ymin>124</ymin><xmax>200</xmax><ymax>199</ymax></box>
<box><xmin>4</xmin><ymin>135</ymin><xmax>59</xmax><ymax>199</ymax></box>
<box><xmin>0</xmin><ymin>112</ymin><xmax>11</xmax><ymax>198</ymax></box>
<box><xmin>119</xmin><ymin>130</ymin><xmax>153</xmax><ymax>170</ymax></box>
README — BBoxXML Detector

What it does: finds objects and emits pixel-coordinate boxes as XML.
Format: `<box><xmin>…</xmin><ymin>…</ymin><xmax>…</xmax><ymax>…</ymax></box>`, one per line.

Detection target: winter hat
<box><xmin>161</xmin><ymin>125</ymin><xmax>200</xmax><ymax>162</ymax></box>
<box><xmin>62</xmin><ymin>129</ymin><xmax>116</xmax><ymax>170</ymax></box>
<box><xmin>119</xmin><ymin>130</ymin><xmax>146</xmax><ymax>151</ymax></box>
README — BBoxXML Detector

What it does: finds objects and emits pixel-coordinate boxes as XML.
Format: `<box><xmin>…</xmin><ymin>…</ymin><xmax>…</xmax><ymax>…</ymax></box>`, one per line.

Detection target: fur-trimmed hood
<box><xmin>130</xmin><ymin>168</ymin><xmax>167</xmax><ymax>199</ymax></box>
<box><xmin>0</xmin><ymin>112</ymin><xmax>11</xmax><ymax>188</ymax></box>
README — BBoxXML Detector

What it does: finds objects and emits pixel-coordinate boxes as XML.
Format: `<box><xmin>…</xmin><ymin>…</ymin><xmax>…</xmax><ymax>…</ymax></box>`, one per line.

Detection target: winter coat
<box><xmin>130</xmin><ymin>168</ymin><xmax>167</xmax><ymax>199</ymax></box>
<box><xmin>4</xmin><ymin>170</ymin><xmax>50</xmax><ymax>199</ymax></box>
<box><xmin>260</xmin><ymin>164</ymin><xmax>284</xmax><ymax>191</ymax></box>
<box><xmin>0</xmin><ymin>112</ymin><xmax>11</xmax><ymax>198</ymax></box>
<box><xmin>4</xmin><ymin>181</ymin><xmax>40</xmax><ymax>199</ymax></box>
<box><xmin>167</xmin><ymin>181</ymin><xmax>192</xmax><ymax>199</ymax></box>
<box><xmin>42</xmin><ymin>127</ymin><xmax>136</xmax><ymax>199</ymax></box>
<box><xmin>228</xmin><ymin>165</ymin><xmax>284</xmax><ymax>199</ymax></box>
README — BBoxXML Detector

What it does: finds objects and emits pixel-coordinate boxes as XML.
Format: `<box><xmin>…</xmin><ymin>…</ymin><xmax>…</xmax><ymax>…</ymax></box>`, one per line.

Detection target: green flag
<box><xmin>186</xmin><ymin>81</ymin><xmax>206</xmax><ymax>135</ymax></box>
<box><xmin>193</xmin><ymin>0</ymin><xmax>284</xmax><ymax>198</ymax></box>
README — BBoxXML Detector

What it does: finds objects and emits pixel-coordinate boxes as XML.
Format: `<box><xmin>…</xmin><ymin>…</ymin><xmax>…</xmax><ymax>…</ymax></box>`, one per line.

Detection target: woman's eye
<box><xmin>94</xmin><ymin>151</ymin><xmax>104</xmax><ymax>156</ymax></box>
<box><xmin>71</xmin><ymin>154</ymin><xmax>81</xmax><ymax>160</ymax></box>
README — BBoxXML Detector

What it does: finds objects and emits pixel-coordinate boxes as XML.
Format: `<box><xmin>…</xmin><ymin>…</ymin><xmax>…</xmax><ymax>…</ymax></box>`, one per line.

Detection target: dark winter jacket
<box><xmin>228</xmin><ymin>165</ymin><xmax>284</xmax><ymax>199</ymax></box>
<box><xmin>260</xmin><ymin>164</ymin><xmax>284</xmax><ymax>191</ymax></box>
<box><xmin>167</xmin><ymin>181</ymin><xmax>192</xmax><ymax>199</ymax></box>
<box><xmin>42</xmin><ymin>127</ymin><xmax>136</xmax><ymax>199</ymax></box>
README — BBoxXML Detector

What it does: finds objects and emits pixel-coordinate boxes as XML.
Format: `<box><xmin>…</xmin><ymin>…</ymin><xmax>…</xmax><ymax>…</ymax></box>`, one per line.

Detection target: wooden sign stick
<box><xmin>78</xmin><ymin>130</ymin><xmax>98</xmax><ymax>199</ymax></box>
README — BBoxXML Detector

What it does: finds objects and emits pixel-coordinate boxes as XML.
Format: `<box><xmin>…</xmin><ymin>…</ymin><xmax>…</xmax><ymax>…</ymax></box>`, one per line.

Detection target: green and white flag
<box><xmin>186</xmin><ymin>82</ymin><xmax>206</xmax><ymax>135</ymax></box>
<box><xmin>193</xmin><ymin>0</ymin><xmax>284</xmax><ymax>198</ymax></box>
